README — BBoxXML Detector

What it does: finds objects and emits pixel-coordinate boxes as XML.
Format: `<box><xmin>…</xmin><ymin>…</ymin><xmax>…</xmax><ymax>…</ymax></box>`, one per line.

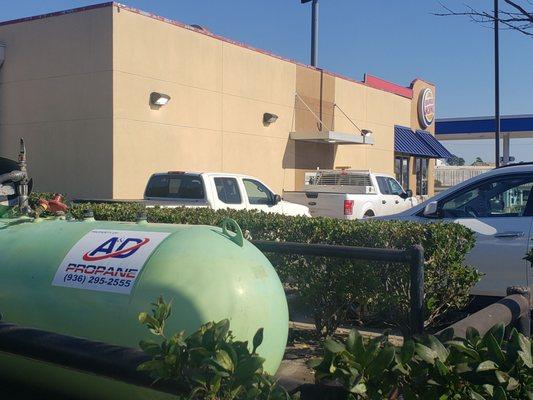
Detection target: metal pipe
<box><xmin>17</xmin><ymin>138</ymin><xmax>31</xmax><ymax>214</ymax></box>
<box><xmin>494</xmin><ymin>0</ymin><xmax>501</xmax><ymax>167</ymax></box>
<box><xmin>438</xmin><ymin>293</ymin><xmax>530</xmax><ymax>339</ymax></box>
<box><xmin>507</xmin><ymin>286</ymin><xmax>531</xmax><ymax>336</ymax></box>
<box><xmin>251</xmin><ymin>240</ymin><xmax>426</xmax><ymax>335</ymax></box>
<box><xmin>0</xmin><ymin>170</ymin><xmax>24</xmax><ymax>185</ymax></box>
<box><xmin>0</xmin><ymin>322</ymin><xmax>176</xmax><ymax>394</ymax></box>
<box><xmin>311</xmin><ymin>0</ymin><xmax>318</xmax><ymax>66</ymax></box>
<box><xmin>251</xmin><ymin>240</ymin><xmax>412</xmax><ymax>263</ymax></box>
<box><xmin>502</xmin><ymin>133</ymin><xmax>510</xmax><ymax>165</ymax></box>
<box><xmin>409</xmin><ymin>245</ymin><xmax>425</xmax><ymax>335</ymax></box>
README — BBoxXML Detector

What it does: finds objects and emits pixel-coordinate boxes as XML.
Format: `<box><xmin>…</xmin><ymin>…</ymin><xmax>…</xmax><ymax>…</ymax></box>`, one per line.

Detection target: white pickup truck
<box><xmin>141</xmin><ymin>172</ymin><xmax>310</xmax><ymax>216</ymax></box>
<box><xmin>283</xmin><ymin>170</ymin><xmax>417</xmax><ymax>219</ymax></box>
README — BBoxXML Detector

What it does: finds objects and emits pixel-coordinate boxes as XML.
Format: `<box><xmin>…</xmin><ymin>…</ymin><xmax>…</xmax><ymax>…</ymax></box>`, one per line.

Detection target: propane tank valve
<box><xmin>136</xmin><ymin>210</ymin><xmax>147</xmax><ymax>224</ymax></box>
<box><xmin>17</xmin><ymin>138</ymin><xmax>32</xmax><ymax>215</ymax></box>
<box><xmin>82</xmin><ymin>209</ymin><xmax>95</xmax><ymax>221</ymax></box>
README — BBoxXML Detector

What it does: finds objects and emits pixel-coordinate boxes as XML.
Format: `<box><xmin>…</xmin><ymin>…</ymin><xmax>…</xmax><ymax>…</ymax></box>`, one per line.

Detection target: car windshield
<box><xmin>145</xmin><ymin>175</ymin><xmax>205</xmax><ymax>199</ymax></box>
<box><xmin>441</xmin><ymin>175</ymin><xmax>533</xmax><ymax>218</ymax></box>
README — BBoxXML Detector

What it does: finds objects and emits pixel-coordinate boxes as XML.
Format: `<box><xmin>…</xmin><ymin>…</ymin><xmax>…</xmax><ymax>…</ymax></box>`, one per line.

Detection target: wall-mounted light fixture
<box><xmin>0</xmin><ymin>43</ymin><xmax>6</xmax><ymax>69</ymax></box>
<box><xmin>361</xmin><ymin>129</ymin><xmax>373</xmax><ymax>144</ymax></box>
<box><xmin>263</xmin><ymin>112</ymin><xmax>279</xmax><ymax>126</ymax></box>
<box><xmin>150</xmin><ymin>92</ymin><xmax>171</xmax><ymax>107</ymax></box>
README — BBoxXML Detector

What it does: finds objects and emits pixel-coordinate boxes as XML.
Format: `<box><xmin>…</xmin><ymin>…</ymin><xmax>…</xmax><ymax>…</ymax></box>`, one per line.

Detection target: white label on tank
<box><xmin>52</xmin><ymin>229</ymin><xmax>170</xmax><ymax>294</ymax></box>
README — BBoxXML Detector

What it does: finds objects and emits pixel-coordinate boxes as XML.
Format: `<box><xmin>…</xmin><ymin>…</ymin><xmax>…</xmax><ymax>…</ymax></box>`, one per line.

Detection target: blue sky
<box><xmin>3</xmin><ymin>0</ymin><xmax>532</xmax><ymax>163</ymax></box>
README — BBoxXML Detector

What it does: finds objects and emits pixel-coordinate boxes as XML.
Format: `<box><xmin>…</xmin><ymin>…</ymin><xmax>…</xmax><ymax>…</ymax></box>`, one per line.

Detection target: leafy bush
<box><xmin>33</xmin><ymin>196</ymin><xmax>480</xmax><ymax>335</ymax></box>
<box><xmin>137</xmin><ymin>297</ymin><xmax>291</xmax><ymax>400</ymax></box>
<box><xmin>525</xmin><ymin>249</ymin><xmax>533</xmax><ymax>266</ymax></box>
<box><xmin>310</xmin><ymin>323</ymin><xmax>533</xmax><ymax>399</ymax></box>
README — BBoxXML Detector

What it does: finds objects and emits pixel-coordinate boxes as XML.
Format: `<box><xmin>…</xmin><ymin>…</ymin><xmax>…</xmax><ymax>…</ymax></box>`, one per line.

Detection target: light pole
<box><xmin>494</xmin><ymin>0</ymin><xmax>501</xmax><ymax>167</ymax></box>
<box><xmin>301</xmin><ymin>0</ymin><xmax>319</xmax><ymax>67</ymax></box>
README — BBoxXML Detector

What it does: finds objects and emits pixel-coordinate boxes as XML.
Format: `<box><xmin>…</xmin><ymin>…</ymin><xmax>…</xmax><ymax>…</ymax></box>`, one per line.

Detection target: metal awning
<box><xmin>289</xmin><ymin>131</ymin><xmax>374</xmax><ymax>145</ymax></box>
<box><xmin>394</xmin><ymin>125</ymin><xmax>451</xmax><ymax>158</ymax></box>
<box><xmin>395</xmin><ymin>126</ymin><xmax>436</xmax><ymax>157</ymax></box>
<box><xmin>416</xmin><ymin>130</ymin><xmax>453</xmax><ymax>159</ymax></box>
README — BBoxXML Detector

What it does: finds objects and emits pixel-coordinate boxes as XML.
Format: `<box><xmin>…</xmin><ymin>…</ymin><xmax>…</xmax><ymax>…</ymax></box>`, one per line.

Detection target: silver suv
<box><xmin>387</xmin><ymin>163</ymin><xmax>533</xmax><ymax>298</ymax></box>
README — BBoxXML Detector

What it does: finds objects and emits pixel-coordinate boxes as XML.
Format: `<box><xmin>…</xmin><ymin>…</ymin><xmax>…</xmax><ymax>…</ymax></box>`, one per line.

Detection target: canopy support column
<box><xmin>502</xmin><ymin>133</ymin><xmax>510</xmax><ymax>165</ymax></box>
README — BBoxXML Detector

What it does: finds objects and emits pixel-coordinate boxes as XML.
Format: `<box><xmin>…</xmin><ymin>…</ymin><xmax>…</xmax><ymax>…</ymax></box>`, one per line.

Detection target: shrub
<box><xmin>33</xmin><ymin>197</ymin><xmax>480</xmax><ymax>335</ymax></box>
<box><xmin>137</xmin><ymin>297</ymin><xmax>291</xmax><ymax>400</ymax></box>
<box><xmin>525</xmin><ymin>249</ymin><xmax>533</xmax><ymax>266</ymax></box>
<box><xmin>310</xmin><ymin>323</ymin><xmax>533</xmax><ymax>399</ymax></box>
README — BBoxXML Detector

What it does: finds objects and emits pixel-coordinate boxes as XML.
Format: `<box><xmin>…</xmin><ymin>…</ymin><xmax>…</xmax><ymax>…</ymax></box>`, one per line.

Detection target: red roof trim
<box><xmin>0</xmin><ymin>2</ymin><xmax>422</xmax><ymax>100</ymax></box>
<box><xmin>363</xmin><ymin>74</ymin><xmax>413</xmax><ymax>99</ymax></box>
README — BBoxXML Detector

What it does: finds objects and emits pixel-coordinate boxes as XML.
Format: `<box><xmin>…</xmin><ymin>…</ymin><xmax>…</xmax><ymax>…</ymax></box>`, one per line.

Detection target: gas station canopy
<box><xmin>435</xmin><ymin>114</ymin><xmax>533</xmax><ymax>164</ymax></box>
<box><xmin>436</xmin><ymin>114</ymin><xmax>533</xmax><ymax>140</ymax></box>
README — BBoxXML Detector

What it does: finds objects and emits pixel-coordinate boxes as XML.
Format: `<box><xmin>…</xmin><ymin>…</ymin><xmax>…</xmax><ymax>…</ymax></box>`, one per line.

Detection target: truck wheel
<box><xmin>363</xmin><ymin>210</ymin><xmax>375</xmax><ymax>218</ymax></box>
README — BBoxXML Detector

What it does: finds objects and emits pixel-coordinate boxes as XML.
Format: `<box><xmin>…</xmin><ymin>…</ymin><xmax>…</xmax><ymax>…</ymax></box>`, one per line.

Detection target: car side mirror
<box><xmin>423</xmin><ymin>201</ymin><xmax>440</xmax><ymax>218</ymax></box>
<box><xmin>400</xmin><ymin>189</ymin><xmax>413</xmax><ymax>199</ymax></box>
<box><xmin>273</xmin><ymin>194</ymin><xmax>282</xmax><ymax>205</ymax></box>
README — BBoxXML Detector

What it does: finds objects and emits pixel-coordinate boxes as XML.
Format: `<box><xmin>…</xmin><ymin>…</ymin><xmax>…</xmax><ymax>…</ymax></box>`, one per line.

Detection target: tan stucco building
<box><xmin>0</xmin><ymin>2</ymin><xmax>445</xmax><ymax>199</ymax></box>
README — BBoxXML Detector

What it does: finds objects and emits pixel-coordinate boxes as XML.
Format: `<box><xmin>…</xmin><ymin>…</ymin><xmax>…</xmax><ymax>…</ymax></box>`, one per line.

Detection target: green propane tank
<box><xmin>0</xmin><ymin>215</ymin><xmax>288</xmax><ymax>399</ymax></box>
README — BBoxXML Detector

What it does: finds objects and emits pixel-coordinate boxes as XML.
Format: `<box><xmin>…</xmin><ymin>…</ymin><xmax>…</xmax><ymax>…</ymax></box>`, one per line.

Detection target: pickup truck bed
<box><xmin>283</xmin><ymin>170</ymin><xmax>417</xmax><ymax>219</ymax></box>
<box><xmin>284</xmin><ymin>191</ymin><xmax>377</xmax><ymax>219</ymax></box>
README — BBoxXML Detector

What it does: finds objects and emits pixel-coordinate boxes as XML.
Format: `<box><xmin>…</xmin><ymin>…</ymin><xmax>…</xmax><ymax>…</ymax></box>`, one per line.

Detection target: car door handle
<box><xmin>494</xmin><ymin>231</ymin><xmax>525</xmax><ymax>238</ymax></box>
<box><xmin>382</xmin><ymin>200</ymin><xmax>387</xmax><ymax>204</ymax></box>
<box><xmin>395</xmin><ymin>200</ymin><xmax>399</xmax><ymax>204</ymax></box>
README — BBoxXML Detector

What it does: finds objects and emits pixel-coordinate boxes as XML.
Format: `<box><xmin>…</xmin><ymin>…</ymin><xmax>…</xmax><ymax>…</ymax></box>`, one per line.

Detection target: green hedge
<box><xmin>311</xmin><ymin>324</ymin><xmax>533</xmax><ymax>399</ymax></box>
<box><xmin>28</xmin><ymin>194</ymin><xmax>479</xmax><ymax>335</ymax></box>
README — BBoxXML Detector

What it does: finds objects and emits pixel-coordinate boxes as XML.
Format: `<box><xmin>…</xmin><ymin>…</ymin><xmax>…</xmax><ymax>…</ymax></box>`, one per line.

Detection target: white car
<box><xmin>283</xmin><ymin>170</ymin><xmax>418</xmax><ymax>219</ymax></box>
<box><xmin>143</xmin><ymin>172</ymin><xmax>310</xmax><ymax>217</ymax></box>
<box><xmin>383</xmin><ymin>163</ymin><xmax>533</xmax><ymax>297</ymax></box>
